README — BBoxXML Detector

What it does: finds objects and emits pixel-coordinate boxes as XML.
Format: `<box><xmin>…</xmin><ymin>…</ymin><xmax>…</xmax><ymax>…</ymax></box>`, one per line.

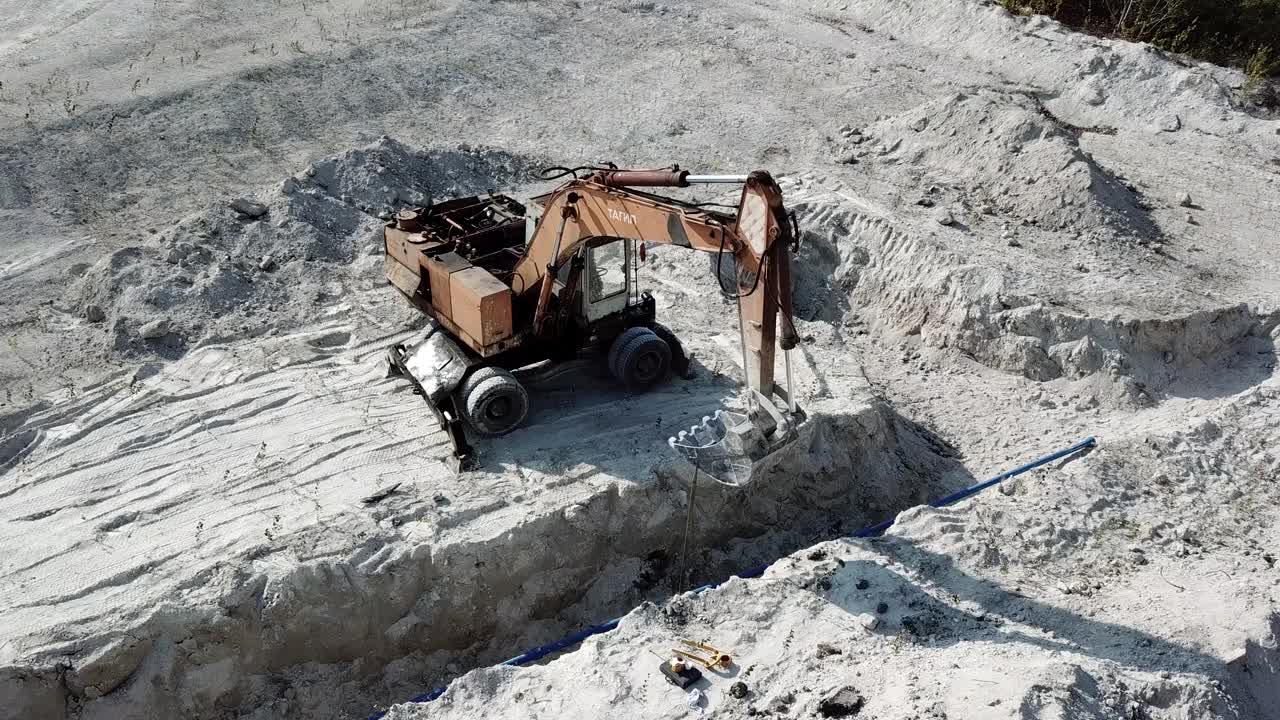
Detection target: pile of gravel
<box><xmin>73</xmin><ymin>138</ymin><xmax>537</xmax><ymax>356</ymax></box>
<box><xmin>842</xmin><ymin>91</ymin><xmax>1158</xmax><ymax>239</ymax></box>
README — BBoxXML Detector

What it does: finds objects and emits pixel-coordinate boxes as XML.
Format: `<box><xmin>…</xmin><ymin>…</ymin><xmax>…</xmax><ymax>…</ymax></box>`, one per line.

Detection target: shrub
<box><xmin>1246</xmin><ymin>46</ymin><xmax>1277</xmax><ymax>86</ymax></box>
<box><xmin>1003</xmin><ymin>0</ymin><xmax>1280</xmax><ymax>74</ymax></box>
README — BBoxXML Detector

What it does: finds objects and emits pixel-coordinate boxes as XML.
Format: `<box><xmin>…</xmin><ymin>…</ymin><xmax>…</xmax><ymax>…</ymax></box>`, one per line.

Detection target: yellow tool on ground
<box><xmin>672</xmin><ymin>639</ymin><xmax>733</xmax><ymax>671</ymax></box>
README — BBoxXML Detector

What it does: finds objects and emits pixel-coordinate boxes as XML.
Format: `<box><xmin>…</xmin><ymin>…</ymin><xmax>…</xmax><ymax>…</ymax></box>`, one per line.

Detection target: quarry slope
<box><xmin>1</xmin><ymin>0</ymin><xmax>1279</xmax><ymax>719</ymax></box>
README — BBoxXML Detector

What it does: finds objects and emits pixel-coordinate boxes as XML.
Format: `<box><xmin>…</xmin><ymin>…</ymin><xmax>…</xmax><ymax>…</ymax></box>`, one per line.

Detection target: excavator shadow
<box><xmin>462</xmin><ymin>354</ymin><xmax>741</xmax><ymax>479</ymax></box>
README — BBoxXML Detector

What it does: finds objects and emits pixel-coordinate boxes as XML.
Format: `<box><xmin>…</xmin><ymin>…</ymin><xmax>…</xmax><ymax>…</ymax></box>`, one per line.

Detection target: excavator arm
<box><xmin>512</xmin><ymin>169</ymin><xmax>799</xmax><ymax>401</ymax></box>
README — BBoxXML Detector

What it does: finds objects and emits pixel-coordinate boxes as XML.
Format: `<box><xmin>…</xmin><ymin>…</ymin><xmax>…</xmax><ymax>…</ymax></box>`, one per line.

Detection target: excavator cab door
<box><xmin>582</xmin><ymin>238</ymin><xmax>631</xmax><ymax>323</ymax></box>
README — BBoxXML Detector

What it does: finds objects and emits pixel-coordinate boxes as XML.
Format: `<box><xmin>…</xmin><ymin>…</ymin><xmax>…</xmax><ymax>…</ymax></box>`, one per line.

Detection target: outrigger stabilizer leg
<box><xmin>387</xmin><ymin>342</ymin><xmax>476</xmax><ymax>473</ymax></box>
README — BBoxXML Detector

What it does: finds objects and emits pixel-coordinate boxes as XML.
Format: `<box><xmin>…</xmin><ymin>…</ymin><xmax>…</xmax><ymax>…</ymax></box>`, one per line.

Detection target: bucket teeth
<box><xmin>668</xmin><ymin>397</ymin><xmax>805</xmax><ymax>487</ymax></box>
<box><xmin>668</xmin><ymin>410</ymin><xmax>754</xmax><ymax>487</ymax></box>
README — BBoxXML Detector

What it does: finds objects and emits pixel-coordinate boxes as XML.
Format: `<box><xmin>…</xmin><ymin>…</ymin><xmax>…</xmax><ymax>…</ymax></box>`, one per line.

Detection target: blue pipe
<box><xmin>366</xmin><ymin>436</ymin><xmax>1096</xmax><ymax>719</ymax></box>
<box><xmin>501</xmin><ymin>618</ymin><xmax>622</xmax><ymax>666</ymax></box>
<box><xmin>851</xmin><ymin>435</ymin><xmax>1097</xmax><ymax>537</ymax></box>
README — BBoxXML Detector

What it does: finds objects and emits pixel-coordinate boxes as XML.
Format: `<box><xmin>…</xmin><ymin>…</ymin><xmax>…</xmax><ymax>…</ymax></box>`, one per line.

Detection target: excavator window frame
<box><xmin>582</xmin><ymin>237</ymin><xmax>633</xmax><ymax>322</ymax></box>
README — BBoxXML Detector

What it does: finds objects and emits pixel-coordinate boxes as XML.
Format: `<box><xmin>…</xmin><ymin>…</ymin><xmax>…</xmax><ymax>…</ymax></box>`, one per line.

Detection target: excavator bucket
<box><xmin>667</xmin><ymin>170</ymin><xmax>806</xmax><ymax>486</ymax></box>
<box><xmin>668</xmin><ymin>390</ymin><xmax>805</xmax><ymax>487</ymax></box>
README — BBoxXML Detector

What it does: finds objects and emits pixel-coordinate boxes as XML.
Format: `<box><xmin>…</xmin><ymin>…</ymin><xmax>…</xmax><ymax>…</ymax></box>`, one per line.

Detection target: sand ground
<box><xmin>1</xmin><ymin>0</ymin><xmax>1279</xmax><ymax>718</ymax></box>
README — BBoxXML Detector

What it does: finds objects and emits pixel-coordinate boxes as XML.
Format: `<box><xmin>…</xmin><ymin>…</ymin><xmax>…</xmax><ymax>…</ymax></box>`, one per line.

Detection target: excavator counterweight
<box><xmin>382</xmin><ymin>165</ymin><xmax>805</xmax><ymax>483</ymax></box>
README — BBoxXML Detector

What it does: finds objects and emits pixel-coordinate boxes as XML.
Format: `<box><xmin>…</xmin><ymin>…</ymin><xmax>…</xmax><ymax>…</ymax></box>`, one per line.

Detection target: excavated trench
<box><xmin>1</xmin><ymin>396</ymin><xmax>969</xmax><ymax>720</ymax></box>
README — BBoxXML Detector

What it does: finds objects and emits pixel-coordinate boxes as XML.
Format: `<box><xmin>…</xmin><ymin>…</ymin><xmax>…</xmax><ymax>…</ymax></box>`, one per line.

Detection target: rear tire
<box><xmin>459</xmin><ymin>367</ymin><xmax>529</xmax><ymax>436</ymax></box>
<box><xmin>614</xmin><ymin>329</ymin><xmax>671</xmax><ymax>392</ymax></box>
<box><xmin>607</xmin><ymin>326</ymin><xmax>654</xmax><ymax>380</ymax></box>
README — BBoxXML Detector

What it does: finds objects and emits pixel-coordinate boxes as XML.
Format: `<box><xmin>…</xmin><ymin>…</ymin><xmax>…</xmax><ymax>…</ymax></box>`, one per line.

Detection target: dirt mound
<box><xmin>785</xmin><ymin>184</ymin><xmax>1278</xmax><ymax>407</ymax></box>
<box><xmin>845</xmin><ymin>91</ymin><xmax>1157</xmax><ymax>239</ymax></box>
<box><xmin>302</xmin><ymin>139</ymin><xmax>534</xmax><ymax>216</ymax></box>
<box><xmin>903</xmin><ymin>384</ymin><xmax>1280</xmax><ymax>578</ymax></box>
<box><xmin>72</xmin><ymin>138</ymin><xmax>538</xmax><ymax>357</ymax></box>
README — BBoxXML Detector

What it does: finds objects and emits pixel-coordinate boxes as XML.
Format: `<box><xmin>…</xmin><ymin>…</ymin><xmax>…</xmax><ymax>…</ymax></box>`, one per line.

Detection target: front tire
<box><xmin>607</xmin><ymin>326</ymin><xmax>655</xmax><ymax>380</ymax></box>
<box><xmin>459</xmin><ymin>367</ymin><xmax>529</xmax><ymax>436</ymax></box>
<box><xmin>613</xmin><ymin>329</ymin><xmax>671</xmax><ymax>392</ymax></box>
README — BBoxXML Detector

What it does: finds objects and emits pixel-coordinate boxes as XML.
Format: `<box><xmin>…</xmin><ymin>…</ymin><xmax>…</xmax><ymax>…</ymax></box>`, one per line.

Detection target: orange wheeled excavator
<box><xmin>383</xmin><ymin>166</ymin><xmax>805</xmax><ymax>484</ymax></box>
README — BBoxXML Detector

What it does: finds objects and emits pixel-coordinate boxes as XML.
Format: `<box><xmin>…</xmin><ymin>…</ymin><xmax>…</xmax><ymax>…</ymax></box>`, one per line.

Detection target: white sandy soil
<box><xmin>1</xmin><ymin>0</ymin><xmax>1279</xmax><ymax>718</ymax></box>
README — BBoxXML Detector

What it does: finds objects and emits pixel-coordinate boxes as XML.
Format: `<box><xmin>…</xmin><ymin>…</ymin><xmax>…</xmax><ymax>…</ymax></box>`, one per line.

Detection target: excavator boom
<box><xmin>513</xmin><ymin>170</ymin><xmax>798</xmax><ymax>398</ymax></box>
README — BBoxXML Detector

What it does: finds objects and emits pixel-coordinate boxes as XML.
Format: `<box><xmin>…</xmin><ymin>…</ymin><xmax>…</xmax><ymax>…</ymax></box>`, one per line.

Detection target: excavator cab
<box><xmin>582</xmin><ymin>240</ymin><xmax>631</xmax><ymax>322</ymax></box>
<box><xmin>525</xmin><ymin>189</ymin><xmax>637</xmax><ymax>328</ymax></box>
<box><xmin>383</xmin><ymin>166</ymin><xmax>805</xmax><ymax>484</ymax></box>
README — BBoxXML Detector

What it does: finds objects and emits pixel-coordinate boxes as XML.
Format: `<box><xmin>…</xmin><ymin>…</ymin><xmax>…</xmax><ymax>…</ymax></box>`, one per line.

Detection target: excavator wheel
<box><xmin>614</xmin><ymin>329</ymin><xmax>672</xmax><ymax>392</ymax></box>
<box><xmin>458</xmin><ymin>366</ymin><xmax>529</xmax><ymax>437</ymax></box>
<box><xmin>607</xmin><ymin>326</ymin><xmax>655</xmax><ymax>380</ymax></box>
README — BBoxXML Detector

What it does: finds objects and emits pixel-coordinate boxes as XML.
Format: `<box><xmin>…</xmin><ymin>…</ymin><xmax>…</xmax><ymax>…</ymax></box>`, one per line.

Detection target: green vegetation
<box><xmin>1246</xmin><ymin>46</ymin><xmax>1276</xmax><ymax>90</ymax></box>
<box><xmin>1000</xmin><ymin>0</ymin><xmax>1280</xmax><ymax>77</ymax></box>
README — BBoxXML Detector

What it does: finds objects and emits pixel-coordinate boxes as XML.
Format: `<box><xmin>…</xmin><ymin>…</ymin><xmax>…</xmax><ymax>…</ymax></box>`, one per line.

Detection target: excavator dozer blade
<box><xmin>387</xmin><ymin>322</ymin><xmax>477</xmax><ymax>472</ymax></box>
<box><xmin>667</xmin><ymin>391</ymin><xmax>805</xmax><ymax>487</ymax></box>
